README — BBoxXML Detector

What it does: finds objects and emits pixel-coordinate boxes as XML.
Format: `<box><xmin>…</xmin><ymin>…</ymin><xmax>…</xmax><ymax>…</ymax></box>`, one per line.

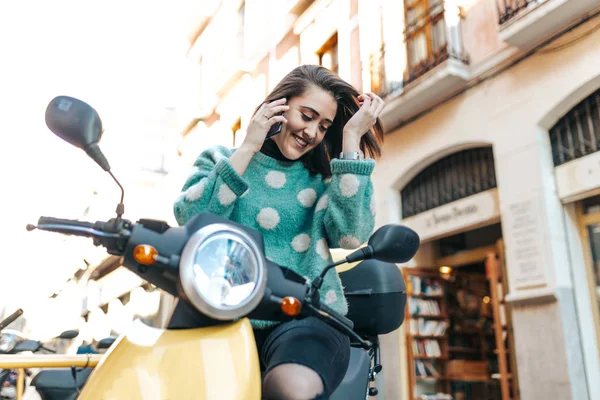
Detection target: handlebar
<box><xmin>34</xmin><ymin>217</ymin><xmax>122</xmax><ymax>239</ymax></box>
<box><xmin>30</xmin><ymin>213</ymin><xmax>370</xmax><ymax>347</ymax></box>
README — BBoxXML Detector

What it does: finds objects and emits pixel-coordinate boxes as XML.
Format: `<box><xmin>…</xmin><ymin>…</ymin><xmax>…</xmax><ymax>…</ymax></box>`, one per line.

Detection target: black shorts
<box><xmin>254</xmin><ymin>317</ymin><xmax>351</xmax><ymax>396</ymax></box>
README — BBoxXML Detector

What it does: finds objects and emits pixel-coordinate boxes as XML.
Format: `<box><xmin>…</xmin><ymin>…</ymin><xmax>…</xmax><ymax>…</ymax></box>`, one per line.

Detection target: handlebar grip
<box><xmin>320</xmin><ymin>303</ymin><xmax>354</xmax><ymax>330</ymax></box>
<box><xmin>38</xmin><ymin>217</ymin><xmax>96</xmax><ymax>229</ymax></box>
<box><xmin>35</xmin><ymin>216</ymin><xmax>103</xmax><ymax>238</ymax></box>
<box><xmin>0</xmin><ymin>308</ymin><xmax>23</xmax><ymax>331</ymax></box>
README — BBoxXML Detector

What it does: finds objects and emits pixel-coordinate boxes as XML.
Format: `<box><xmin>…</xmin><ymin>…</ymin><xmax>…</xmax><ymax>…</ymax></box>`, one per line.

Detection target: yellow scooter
<box><xmin>22</xmin><ymin>96</ymin><xmax>419</xmax><ymax>399</ymax></box>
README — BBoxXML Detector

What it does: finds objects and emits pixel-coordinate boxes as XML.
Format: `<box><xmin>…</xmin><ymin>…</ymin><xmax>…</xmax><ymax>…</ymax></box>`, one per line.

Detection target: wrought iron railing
<box><xmin>549</xmin><ymin>88</ymin><xmax>600</xmax><ymax>167</ymax></box>
<box><xmin>401</xmin><ymin>147</ymin><xmax>497</xmax><ymax>218</ymax></box>
<box><xmin>496</xmin><ymin>0</ymin><xmax>540</xmax><ymax>25</ymax></box>
<box><xmin>404</xmin><ymin>0</ymin><xmax>468</xmax><ymax>83</ymax></box>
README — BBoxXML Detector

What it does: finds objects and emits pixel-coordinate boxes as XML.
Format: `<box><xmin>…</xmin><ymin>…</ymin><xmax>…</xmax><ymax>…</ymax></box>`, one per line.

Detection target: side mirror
<box><xmin>45</xmin><ymin>95</ymin><xmax>125</xmax><ymax>219</ymax></box>
<box><xmin>97</xmin><ymin>337</ymin><xmax>116</xmax><ymax>350</ymax></box>
<box><xmin>45</xmin><ymin>96</ymin><xmax>111</xmax><ymax>171</ymax></box>
<box><xmin>57</xmin><ymin>329</ymin><xmax>79</xmax><ymax>340</ymax></box>
<box><xmin>345</xmin><ymin>224</ymin><xmax>420</xmax><ymax>264</ymax></box>
<box><xmin>368</xmin><ymin>225</ymin><xmax>420</xmax><ymax>263</ymax></box>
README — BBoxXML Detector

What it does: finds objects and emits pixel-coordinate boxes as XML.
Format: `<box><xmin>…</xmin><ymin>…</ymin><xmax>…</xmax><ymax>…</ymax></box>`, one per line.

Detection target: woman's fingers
<box><xmin>269</xmin><ymin>115</ymin><xmax>287</xmax><ymax>125</ymax></box>
<box><xmin>264</xmin><ymin>104</ymin><xmax>289</xmax><ymax>118</ymax></box>
<box><xmin>362</xmin><ymin>92</ymin><xmax>384</xmax><ymax>117</ymax></box>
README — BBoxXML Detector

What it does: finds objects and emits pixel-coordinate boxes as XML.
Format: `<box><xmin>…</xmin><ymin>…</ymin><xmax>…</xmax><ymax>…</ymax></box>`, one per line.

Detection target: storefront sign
<box><xmin>403</xmin><ymin>189</ymin><xmax>500</xmax><ymax>242</ymax></box>
<box><xmin>503</xmin><ymin>198</ymin><xmax>548</xmax><ymax>291</ymax></box>
<box><xmin>555</xmin><ymin>151</ymin><xmax>600</xmax><ymax>202</ymax></box>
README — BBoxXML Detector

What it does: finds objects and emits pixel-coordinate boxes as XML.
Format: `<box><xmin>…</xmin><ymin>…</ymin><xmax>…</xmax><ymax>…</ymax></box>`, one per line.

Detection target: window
<box><xmin>549</xmin><ymin>88</ymin><xmax>600</xmax><ymax>166</ymax></box>
<box><xmin>401</xmin><ymin>147</ymin><xmax>497</xmax><ymax>218</ymax></box>
<box><xmin>317</xmin><ymin>33</ymin><xmax>339</xmax><ymax>75</ymax></box>
<box><xmin>404</xmin><ymin>0</ymin><xmax>448</xmax><ymax>82</ymax></box>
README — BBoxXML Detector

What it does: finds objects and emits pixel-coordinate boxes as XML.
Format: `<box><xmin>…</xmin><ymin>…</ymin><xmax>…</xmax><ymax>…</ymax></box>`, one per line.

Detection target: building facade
<box><xmin>180</xmin><ymin>0</ymin><xmax>600</xmax><ymax>399</ymax></box>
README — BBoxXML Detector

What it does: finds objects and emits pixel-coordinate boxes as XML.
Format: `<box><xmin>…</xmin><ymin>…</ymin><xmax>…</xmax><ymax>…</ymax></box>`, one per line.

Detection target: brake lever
<box><xmin>304</xmin><ymin>303</ymin><xmax>372</xmax><ymax>350</ymax></box>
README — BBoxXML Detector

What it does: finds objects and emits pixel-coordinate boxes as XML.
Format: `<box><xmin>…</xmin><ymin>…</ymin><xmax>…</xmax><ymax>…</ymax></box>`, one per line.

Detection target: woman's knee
<box><xmin>262</xmin><ymin>363</ymin><xmax>325</xmax><ymax>400</ymax></box>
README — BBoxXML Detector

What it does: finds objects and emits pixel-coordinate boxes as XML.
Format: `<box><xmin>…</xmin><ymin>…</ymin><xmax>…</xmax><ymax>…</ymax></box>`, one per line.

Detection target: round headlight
<box><xmin>179</xmin><ymin>223</ymin><xmax>267</xmax><ymax>320</ymax></box>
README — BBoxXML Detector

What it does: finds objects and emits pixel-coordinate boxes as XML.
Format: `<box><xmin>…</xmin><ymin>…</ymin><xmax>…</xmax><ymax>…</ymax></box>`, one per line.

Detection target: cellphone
<box><xmin>265</xmin><ymin>112</ymin><xmax>284</xmax><ymax>139</ymax></box>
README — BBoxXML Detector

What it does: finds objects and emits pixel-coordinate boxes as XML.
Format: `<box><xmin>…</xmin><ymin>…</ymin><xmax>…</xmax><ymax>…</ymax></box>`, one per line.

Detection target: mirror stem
<box><xmin>346</xmin><ymin>246</ymin><xmax>374</xmax><ymax>263</ymax></box>
<box><xmin>109</xmin><ymin>170</ymin><xmax>125</xmax><ymax>221</ymax></box>
<box><xmin>312</xmin><ymin>259</ymin><xmax>347</xmax><ymax>290</ymax></box>
<box><xmin>85</xmin><ymin>143</ymin><xmax>111</xmax><ymax>172</ymax></box>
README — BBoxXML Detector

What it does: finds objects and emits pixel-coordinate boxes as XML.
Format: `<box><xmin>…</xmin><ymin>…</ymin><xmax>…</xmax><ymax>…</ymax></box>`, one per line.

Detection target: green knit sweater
<box><xmin>173</xmin><ymin>145</ymin><xmax>376</xmax><ymax>328</ymax></box>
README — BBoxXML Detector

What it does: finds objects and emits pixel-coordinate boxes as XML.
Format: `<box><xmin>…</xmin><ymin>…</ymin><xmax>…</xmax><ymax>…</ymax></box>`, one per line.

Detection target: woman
<box><xmin>174</xmin><ymin>65</ymin><xmax>385</xmax><ymax>400</ymax></box>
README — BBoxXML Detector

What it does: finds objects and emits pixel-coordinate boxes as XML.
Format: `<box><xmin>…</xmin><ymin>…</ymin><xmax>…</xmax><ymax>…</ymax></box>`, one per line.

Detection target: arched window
<box><xmin>550</xmin><ymin>88</ymin><xmax>600</xmax><ymax>166</ymax></box>
<box><xmin>401</xmin><ymin>147</ymin><xmax>497</xmax><ymax>218</ymax></box>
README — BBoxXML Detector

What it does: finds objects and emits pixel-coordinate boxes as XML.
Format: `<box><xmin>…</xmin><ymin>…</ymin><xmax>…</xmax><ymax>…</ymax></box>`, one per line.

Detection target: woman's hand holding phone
<box><xmin>242</xmin><ymin>98</ymin><xmax>289</xmax><ymax>154</ymax></box>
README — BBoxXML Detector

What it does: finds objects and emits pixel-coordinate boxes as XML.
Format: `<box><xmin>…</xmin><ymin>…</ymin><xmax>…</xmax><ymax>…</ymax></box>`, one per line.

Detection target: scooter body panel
<box><xmin>79</xmin><ymin>318</ymin><xmax>260</xmax><ymax>400</ymax></box>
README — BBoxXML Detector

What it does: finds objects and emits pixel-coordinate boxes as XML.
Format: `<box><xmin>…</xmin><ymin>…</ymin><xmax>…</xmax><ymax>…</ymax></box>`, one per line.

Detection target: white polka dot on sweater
<box><xmin>339</xmin><ymin>235</ymin><xmax>361</xmax><ymax>249</ymax></box>
<box><xmin>316</xmin><ymin>239</ymin><xmax>330</xmax><ymax>261</ymax></box>
<box><xmin>185</xmin><ymin>179</ymin><xmax>206</xmax><ymax>201</ymax></box>
<box><xmin>325</xmin><ymin>290</ymin><xmax>337</xmax><ymax>305</ymax></box>
<box><xmin>291</xmin><ymin>234</ymin><xmax>311</xmax><ymax>252</ymax></box>
<box><xmin>370</xmin><ymin>196</ymin><xmax>377</xmax><ymax>216</ymax></box>
<box><xmin>265</xmin><ymin>171</ymin><xmax>286</xmax><ymax>188</ymax></box>
<box><xmin>315</xmin><ymin>195</ymin><xmax>328</xmax><ymax>213</ymax></box>
<box><xmin>297</xmin><ymin>188</ymin><xmax>317</xmax><ymax>208</ymax></box>
<box><xmin>339</xmin><ymin>174</ymin><xmax>360</xmax><ymax>197</ymax></box>
<box><xmin>257</xmin><ymin>208</ymin><xmax>280</xmax><ymax>230</ymax></box>
<box><xmin>218</xmin><ymin>184</ymin><xmax>236</xmax><ymax>206</ymax></box>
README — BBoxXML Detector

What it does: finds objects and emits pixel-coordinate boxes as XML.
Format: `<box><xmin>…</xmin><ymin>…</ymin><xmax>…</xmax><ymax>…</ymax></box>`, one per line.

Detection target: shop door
<box><xmin>580</xmin><ymin>205</ymin><xmax>600</xmax><ymax>350</ymax></box>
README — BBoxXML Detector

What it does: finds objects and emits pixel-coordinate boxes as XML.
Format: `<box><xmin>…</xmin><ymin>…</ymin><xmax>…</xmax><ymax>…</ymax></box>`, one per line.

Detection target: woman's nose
<box><xmin>303</xmin><ymin>123</ymin><xmax>318</xmax><ymax>139</ymax></box>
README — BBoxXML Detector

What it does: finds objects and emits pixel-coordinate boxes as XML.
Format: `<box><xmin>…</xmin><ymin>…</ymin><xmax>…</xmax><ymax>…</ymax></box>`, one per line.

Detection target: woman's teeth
<box><xmin>293</xmin><ymin>134</ymin><xmax>309</xmax><ymax>147</ymax></box>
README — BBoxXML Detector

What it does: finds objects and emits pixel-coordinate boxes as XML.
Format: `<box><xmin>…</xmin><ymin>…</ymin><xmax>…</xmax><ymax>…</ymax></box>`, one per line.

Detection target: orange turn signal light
<box><xmin>133</xmin><ymin>245</ymin><xmax>158</xmax><ymax>265</ymax></box>
<box><xmin>281</xmin><ymin>296</ymin><xmax>302</xmax><ymax>317</ymax></box>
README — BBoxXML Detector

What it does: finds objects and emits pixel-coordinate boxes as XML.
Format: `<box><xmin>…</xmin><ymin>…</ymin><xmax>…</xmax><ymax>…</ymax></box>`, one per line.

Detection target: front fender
<box><xmin>79</xmin><ymin>318</ymin><xmax>260</xmax><ymax>400</ymax></box>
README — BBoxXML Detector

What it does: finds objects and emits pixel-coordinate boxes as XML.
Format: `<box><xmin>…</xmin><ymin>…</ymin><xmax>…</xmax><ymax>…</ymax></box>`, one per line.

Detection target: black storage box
<box><xmin>339</xmin><ymin>259</ymin><xmax>407</xmax><ymax>336</ymax></box>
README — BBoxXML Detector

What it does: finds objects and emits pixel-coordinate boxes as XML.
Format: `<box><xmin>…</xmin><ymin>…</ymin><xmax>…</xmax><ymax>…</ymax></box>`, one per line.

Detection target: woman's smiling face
<box><xmin>273</xmin><ymin>86</ymin><xmax>337</xmax><ymax>160</ymax></box>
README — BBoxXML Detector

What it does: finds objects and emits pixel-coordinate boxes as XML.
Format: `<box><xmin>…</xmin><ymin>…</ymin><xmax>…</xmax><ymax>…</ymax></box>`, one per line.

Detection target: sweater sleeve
<box><xmin>173</xmin><ymin>146</ymin><xmax>249</xmax><ymax>225</ymax></box>
<box><xmin>323</xmin><ymin>158</ymin><xmax>376</xmax><ymax>249</ymax></box>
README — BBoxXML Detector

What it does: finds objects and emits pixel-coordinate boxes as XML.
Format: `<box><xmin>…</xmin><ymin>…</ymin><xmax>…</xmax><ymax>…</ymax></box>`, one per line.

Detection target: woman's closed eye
<box><xmin>301</xmin><ymin>113</ymin><xmax>328</xmax><ymax>133</ymax></box>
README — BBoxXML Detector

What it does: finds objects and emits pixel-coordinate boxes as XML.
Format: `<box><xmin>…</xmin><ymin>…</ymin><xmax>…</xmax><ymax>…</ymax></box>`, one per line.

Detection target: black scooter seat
<box><xmin>31</xmin><ymin>368</ymin><xmax>93</xmax><ymax>400</ymax></box>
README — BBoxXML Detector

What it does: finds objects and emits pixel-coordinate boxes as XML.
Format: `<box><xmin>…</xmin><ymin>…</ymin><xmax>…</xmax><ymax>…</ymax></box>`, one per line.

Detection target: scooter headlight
<box><xmin>179</xmin><ymin>224</ymin><xmax>267</xmax><ymax>320</ymax></box>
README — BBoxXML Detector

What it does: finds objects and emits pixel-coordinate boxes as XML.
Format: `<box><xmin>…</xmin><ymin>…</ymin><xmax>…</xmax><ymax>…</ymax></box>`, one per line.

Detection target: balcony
<box><xmin>497</xmin><ymin>0</ymin><xmax>600</xmax><ymax>48</ymax></box>
<box><xmin>377</xmin><ymin>0</ymin><xmax>470</xmax><ymax>131</ymax></box>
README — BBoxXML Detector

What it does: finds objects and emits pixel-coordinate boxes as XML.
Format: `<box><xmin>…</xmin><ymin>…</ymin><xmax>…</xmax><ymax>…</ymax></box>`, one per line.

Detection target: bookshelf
<box><xmin>404</xmin><ymin>245</ymin><xmax>519</xmax><ymax>400</ymax></box>
<box><xmin>403</xmin><ymin>268</ymin><xmax>451</xmax><ymax>400</ymax></box>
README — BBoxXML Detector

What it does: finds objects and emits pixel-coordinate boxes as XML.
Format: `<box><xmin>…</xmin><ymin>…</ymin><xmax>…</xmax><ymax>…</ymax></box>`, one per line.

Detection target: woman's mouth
<box><xmin>293</xmin><ymin>133</ymin><xmax>311</xmax><ymax>148</ymax></box>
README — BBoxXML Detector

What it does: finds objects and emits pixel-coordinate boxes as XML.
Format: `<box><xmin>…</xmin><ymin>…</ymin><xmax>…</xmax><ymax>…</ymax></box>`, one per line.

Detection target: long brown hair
<box><xmin>256</xmin><ymin>65</ymin><xmax>384</xmax><ymax>177</ymax></box>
